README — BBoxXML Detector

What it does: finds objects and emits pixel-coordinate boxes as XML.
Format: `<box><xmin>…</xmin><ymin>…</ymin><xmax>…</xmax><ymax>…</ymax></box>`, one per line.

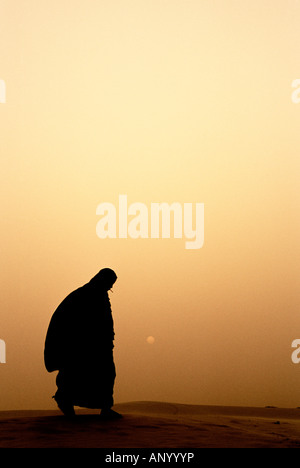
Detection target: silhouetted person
<box><xmin>44</xmin><ymin>268</ymin><xmax>121</xmax><ymax>419</ymax></box>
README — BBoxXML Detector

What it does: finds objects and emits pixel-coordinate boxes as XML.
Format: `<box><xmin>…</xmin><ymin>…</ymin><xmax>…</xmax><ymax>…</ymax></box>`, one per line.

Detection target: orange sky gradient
<box><xmin>0</xmin><ymin>0</ymin><xmax>300</xmax><ymax>410</ymax></box>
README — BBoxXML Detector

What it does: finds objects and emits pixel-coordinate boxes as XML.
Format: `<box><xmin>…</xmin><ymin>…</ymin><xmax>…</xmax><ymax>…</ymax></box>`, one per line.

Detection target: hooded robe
<box><xmin>44</xmin><ymin>280</ymin><xmax>116</xmax><ymax>409</ymax></box>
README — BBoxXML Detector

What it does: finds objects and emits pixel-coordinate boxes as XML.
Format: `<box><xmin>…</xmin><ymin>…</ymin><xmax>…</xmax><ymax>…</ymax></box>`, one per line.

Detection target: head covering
<box><xmin>97</xmin><ymin>268</ymin><xmax>117</xmax><ymax>281</ymax></box>
<box><xmin>90</xmin><ymin>268</ymin><xmax>117</xmax><ymax>288</ymax></box>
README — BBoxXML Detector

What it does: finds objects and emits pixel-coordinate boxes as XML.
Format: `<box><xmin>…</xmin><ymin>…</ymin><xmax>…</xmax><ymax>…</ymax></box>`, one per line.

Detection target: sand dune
<box><xmin>1</xmin><ymin>401</ymin><xmax>300</xmax><ymax>448</ymax></box>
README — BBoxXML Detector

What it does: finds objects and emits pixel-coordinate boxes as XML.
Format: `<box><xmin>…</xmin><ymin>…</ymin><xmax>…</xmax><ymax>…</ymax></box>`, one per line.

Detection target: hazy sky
<box><xmin>0</xmin><ymin>0</ymin><xmax>300</xmax><ymax>410</ymax></box>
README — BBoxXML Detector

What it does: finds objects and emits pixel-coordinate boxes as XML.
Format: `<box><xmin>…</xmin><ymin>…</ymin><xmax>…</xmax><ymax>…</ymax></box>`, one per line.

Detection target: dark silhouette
<box><xmin>44</xmin><ymin>268</ymin><xmax>121</xmax><ymax>419</ymax></box>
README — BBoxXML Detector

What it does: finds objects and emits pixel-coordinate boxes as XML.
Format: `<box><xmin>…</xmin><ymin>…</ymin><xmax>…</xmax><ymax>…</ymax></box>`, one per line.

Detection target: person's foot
<box><xmin>99</xmin><ymin>408</ymin><xmax>123</xmax><ymax>420</ymax></box>
<box><xmin>53</xmin><ymin>395</ymin><xmax>76</xmax><ymax>418</ymax></box>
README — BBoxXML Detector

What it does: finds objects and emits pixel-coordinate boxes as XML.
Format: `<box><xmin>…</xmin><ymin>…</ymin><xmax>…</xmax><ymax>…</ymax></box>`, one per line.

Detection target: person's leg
<box><xmin>54</xmin><ymin>370</ymin><xmax>76</xmax><ymax>417</ymax></box>
<box><xmin>99</xmin><ymin>358</ymin><xmax>122</xmax><ymax>419</ymax></box>
<box><xmin>99</xmin><ymin>407</ymin><xmax>123</xmax><ymax>419</ymax></box>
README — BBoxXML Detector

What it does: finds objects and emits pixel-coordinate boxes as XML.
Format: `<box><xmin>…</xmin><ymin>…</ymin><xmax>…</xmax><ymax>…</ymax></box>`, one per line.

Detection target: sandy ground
<box><xmin>1</xmin><ymin>401</ymin><xmax>300</xmax><ymax>448</ymax></box>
